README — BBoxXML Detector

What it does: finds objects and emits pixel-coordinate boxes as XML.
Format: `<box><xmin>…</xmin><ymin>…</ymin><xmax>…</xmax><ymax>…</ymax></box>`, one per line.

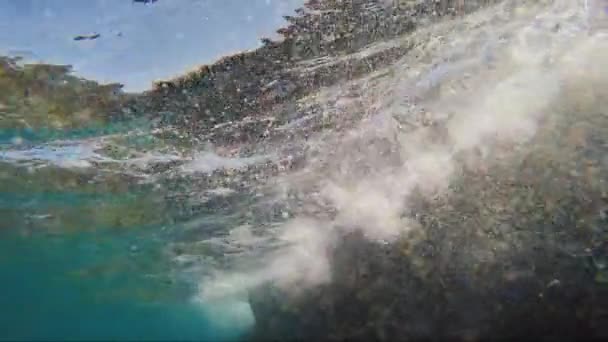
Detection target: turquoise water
<box><xmin>0</xmin><ymin>117</ymin><xmax>153</xmax><ymax>146</ymax></box>
<box><xmin>0</xmin><ymin>125</ymin><xmax>254</xmax><ymax>341</ymax></box>
<box><xmin>0</xmin><ymin>234</ymin><xmax>252</xmax><ymax>341</ymax></box>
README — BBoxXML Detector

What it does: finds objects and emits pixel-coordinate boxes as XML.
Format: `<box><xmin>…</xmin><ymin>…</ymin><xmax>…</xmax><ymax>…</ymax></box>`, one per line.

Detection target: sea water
<box><xmin>0</xmin><ymin>126</ymin><xmax>256</xmax><ymax>341</ymax></box>
<box><xmin>0</xmin><ymin>235</ymin><xmax>254</xmax><ymax>341</ymax></box>
<box><xmin>0</xmin><ymin>199</ymin><xmax>255</xmax><ymax>341</ymax></box>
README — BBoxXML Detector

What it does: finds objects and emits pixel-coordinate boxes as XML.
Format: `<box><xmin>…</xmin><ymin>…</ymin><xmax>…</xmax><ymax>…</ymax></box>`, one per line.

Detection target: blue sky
<box><xmin>0</xmin><ymin>0</ymin><xmax>303</xmax><ymax>92</ymax></box>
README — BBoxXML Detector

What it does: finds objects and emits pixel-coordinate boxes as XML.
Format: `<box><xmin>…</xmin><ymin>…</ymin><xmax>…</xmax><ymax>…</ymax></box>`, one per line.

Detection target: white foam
<box><xmin>180</xmin><ymin>151</ymin><xmax>269</xmax><ymax>174</ymax></box>
<box><xmin>197</xmin><ymin>0</ymin><xmax>608</xmax><ymax>300</ymax></box>
<box><xmin>0</xmin><ymin>140</ymin><xmax>106</xmax><ymax>169</ymax></box>
<box><xmin>196</xmin><ymin>296</ymin><xmax>256</xmax><ymax>336</ymax></box>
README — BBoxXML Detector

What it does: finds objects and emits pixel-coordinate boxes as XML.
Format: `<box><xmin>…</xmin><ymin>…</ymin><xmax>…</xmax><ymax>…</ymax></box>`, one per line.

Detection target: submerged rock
<box><xmin>245</xmin><ymin>3</ymin><xmax>608</xmax><ymax>334</ymax></box>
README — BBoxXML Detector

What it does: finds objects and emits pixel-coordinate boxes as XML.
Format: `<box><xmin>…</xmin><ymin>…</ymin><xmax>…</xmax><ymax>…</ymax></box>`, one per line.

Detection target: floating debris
<box><xmin>73</xmin><ymin>33</ymin><xmax>101</xmax><ymax>41</ymax></box>
<box><xmin>547</xmin><ymin>279</ymin><xmax>561</xmax><ymax>288</ymax></box>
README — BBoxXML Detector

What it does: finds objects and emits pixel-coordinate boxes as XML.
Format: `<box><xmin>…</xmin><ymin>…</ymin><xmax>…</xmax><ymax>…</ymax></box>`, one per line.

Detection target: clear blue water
<box><xmin>0</xmin><ymin>125</ymin><xmax>253</xmax><ymax>341</ymax></box>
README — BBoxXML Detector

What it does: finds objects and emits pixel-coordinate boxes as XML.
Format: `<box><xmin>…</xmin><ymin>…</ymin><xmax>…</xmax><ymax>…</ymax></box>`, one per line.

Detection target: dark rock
<box><xmin>247</xmin><ymin>104</ymin><xmax>608</xmax><ymax>340</ymax></box>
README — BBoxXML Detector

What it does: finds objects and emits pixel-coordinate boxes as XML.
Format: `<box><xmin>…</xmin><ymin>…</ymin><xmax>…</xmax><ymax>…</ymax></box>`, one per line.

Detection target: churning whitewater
<box><xmin>2</xmin><ymin>0</ymin><xmax>608</xmax><ymax>340</ymax></box>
